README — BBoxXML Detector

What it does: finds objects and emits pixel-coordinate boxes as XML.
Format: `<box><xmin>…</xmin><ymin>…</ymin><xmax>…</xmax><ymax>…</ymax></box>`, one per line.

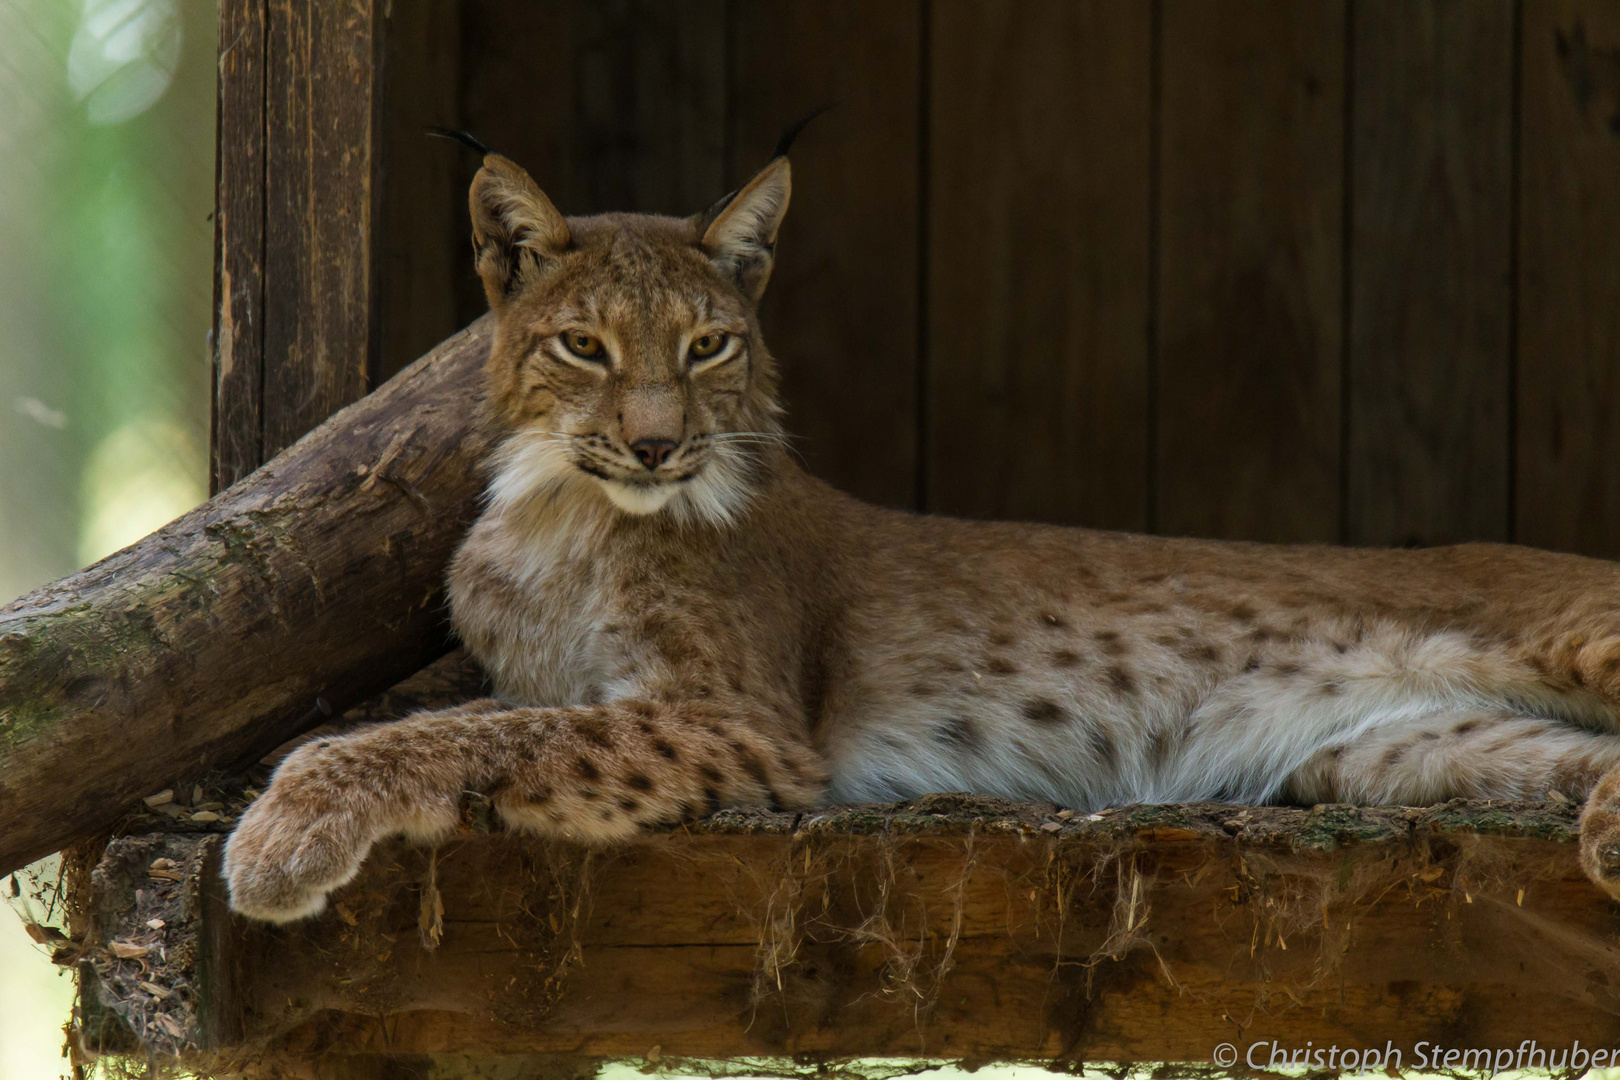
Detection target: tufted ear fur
<box><xmin>695</xmin><ymin>157</ymin><xmax>791</xmax><ymax>302</ymax></box>
<box><xmin>469</xmin><ymin>154</ymin><xmax>570</xmax><ymax>309</ymax></box>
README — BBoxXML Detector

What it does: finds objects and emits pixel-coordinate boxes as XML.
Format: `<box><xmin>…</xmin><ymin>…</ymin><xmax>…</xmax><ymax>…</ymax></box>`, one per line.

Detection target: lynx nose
<box><xmin>631</xmin><ymin>438</ymin><xmax>678</xmax><ymax>470</ymax></box>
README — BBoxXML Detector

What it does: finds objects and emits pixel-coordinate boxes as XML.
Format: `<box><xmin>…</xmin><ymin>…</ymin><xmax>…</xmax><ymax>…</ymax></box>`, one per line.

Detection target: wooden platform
<box><xmin>72</xmin><ymin>792</ymin><xmax>1620</xmax><ymax>1076</ymax></box>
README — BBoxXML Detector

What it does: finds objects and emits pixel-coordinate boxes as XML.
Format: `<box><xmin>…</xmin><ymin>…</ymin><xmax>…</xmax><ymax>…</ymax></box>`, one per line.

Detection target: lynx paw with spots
<box><xmin>222</xmin><ymin>735</ymin><xmax>460</xmax><ymax>923</ymax></box>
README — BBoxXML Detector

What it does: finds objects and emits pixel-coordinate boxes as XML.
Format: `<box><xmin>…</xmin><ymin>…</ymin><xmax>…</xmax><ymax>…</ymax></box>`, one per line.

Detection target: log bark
<box><xmin>0</xmin><ymin>317</ymin><xmax>494</xmax><ymax>876</ymax></box>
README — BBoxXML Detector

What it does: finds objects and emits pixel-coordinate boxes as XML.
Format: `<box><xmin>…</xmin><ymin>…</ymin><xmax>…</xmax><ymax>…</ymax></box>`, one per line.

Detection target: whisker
<box><xmin>712</xmin><ymin>429</ymin><xmax>799</xmax><ymax>441</ymax></box>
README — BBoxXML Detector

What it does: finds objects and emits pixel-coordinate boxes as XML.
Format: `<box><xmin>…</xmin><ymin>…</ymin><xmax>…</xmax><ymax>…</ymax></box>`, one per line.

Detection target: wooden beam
<box><xmin>0</xmin><ymin>320</ymin><xmax>493</xmax><ymax>877</ymax></box>
<box><xmin>76</xmin><ymin>797</ymin><xmax>1620</xmax><ymax>1069</ymax></box>
<box><xmin>211</xmin><ymin>0</ymin><xmax>269</xmax><ymax>492</ymax></box>
<box><xmin>262</xmin><ymin>0</ymin><xmax>382</xmax><ymax>460</ymax></box>
<box><xmin>214</xmin><ymin>0</ymin><xmax>388</xmax><ymax>485</ymax></box>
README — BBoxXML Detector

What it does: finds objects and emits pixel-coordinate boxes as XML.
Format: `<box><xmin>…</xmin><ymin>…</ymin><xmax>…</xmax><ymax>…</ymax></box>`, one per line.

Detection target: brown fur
<box><xmin>226</xmin><ymin>150</ymin><xmax>1620</xmax><ymax>922</ymax></box>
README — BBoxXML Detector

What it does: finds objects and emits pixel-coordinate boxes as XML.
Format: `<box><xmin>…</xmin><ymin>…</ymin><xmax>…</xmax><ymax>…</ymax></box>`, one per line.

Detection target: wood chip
<box><xmin>148</xmin><ymin>859</ymin><xmax>184</xmax><ymax>881</ymax></box>
<box><xmin>138</xmin><ymin>981</ymin><xmax>172</xmax><ymax>999</ymax></box>
<box><xmin>1548</xmin><ymin>789</ymin><xmax>1571</xmax><ymax>805</ymax></box>
<box><xmin>23</xmin><ymin>923</ymin><xmax>66</xmax><ymax>944</ymax></box>
<box><xmin>154</xmin><ymin>1014</ymin><xmax>186</xmax><ymax>1039</ymax></box>
<box><xmin>108</xmin><ymin>941</ymin><xmax>149</xmax><ymax>960</ymax></box>
<box><xmin>189</xmin><ymin>811</ymin><xmax>221</xmax><ymax>823</ymax></box>
<box><xmin>1040</xmin><ymin>821</ymin><xmax>1062</xmax><ymax>833</ymax></box>
<box><xmin>191</xmin><ymin>785</ymin><xmax>205</xmax><ymax>806</ymax></box>
<box><xmin>333</xmin><ymin>903</ymin><xmax>359</xmax><ymax>927</ymax></box>
<box><xmin>145</xmin><ymin>918</ymin><xmax>166</xmax><ymax>930</ymax></box>
<box><xmin>1055</xmin><ymin>809</ymin><xmax>1075</xmax><ymax>820</ymax></box>
<box><xmin>142</xmin><ymin>790</ymin><xmax>175</xmax><ymax>808</ymax></box>
<box><xmin>420</xmin><ymin>884</ymin><xmax>445</xmax><ymax>950</ymax></box>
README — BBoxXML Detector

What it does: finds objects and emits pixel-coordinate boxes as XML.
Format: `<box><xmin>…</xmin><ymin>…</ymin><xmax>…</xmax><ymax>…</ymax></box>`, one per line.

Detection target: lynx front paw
<box><xmin>1580</xmin><ymin>769</ymin><xmax>1620</xmax><ymax>902</ymax></box>
<box><xmin>222</xmin><ymin>793</ymin><xmax>369</xmax><ymax>923</ymax></box>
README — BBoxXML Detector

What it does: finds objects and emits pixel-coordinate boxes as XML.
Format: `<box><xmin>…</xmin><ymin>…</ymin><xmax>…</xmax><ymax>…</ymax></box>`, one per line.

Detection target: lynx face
<box><xmin>469</xmin><ymin>155</ymin><xmax>792</xmax><ymax>528</ymax></box>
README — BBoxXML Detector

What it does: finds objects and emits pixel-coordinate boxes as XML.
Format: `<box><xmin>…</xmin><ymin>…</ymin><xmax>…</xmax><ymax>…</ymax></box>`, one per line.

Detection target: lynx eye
<box><xmin>560</xmin><ymin>331</ymin><xmax>604</xmax><ymax>360</ymax></box>
<box><xmin>689</xmin><ymin>331</ymin><xmax>729</xmax><ymax>361</ymax></box>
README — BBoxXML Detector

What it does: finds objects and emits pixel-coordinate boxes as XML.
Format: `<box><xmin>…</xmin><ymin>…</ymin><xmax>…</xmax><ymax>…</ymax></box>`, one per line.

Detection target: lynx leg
<box><xmin>1283</xmin><ymin>706</ymin><xmax>1620</xmax><ymax>807</ymax></box>
<box><xmin>223</xmin><ymin>698</ymin><xmax>825</xmax><ymax>922</ymax></box>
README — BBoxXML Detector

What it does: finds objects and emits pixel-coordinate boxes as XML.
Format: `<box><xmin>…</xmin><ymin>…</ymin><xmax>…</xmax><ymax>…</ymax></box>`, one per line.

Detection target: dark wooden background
<box><xmin>212</xmin><ymin>0</ymin><xmax>1620</xmax><ymax>557</ymax></box>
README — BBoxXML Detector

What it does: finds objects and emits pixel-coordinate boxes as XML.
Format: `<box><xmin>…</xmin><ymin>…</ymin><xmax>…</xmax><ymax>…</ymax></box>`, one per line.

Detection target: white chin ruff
<box><xmin>600</xmin><ymin>479</ymin><xmax>680</xmax><ymax>515</ymax></box>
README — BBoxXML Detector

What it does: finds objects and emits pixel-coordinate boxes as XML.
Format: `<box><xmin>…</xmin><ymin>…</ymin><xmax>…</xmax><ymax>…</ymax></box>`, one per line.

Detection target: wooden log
<box><xmin>0</xmin><ymin>318</ymin><xmax>494</xmax><ymax>878</ymax></box>
<box><xmin>72</xmin><ymin>797</ymin><xmax>1620</xmax><ymax>1071</ymax></box>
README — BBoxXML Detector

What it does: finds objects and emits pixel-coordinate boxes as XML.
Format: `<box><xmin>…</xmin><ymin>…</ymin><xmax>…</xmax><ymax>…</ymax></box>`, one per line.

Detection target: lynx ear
<box><xmin>469</xmin><ymin>155</ymin><xmax>570</xmax><ymax>308</ymax></box>
<box><xmin>696</xmin><ymin>157</ymin><xmax>791</xmax><ymax>301</ymax></box>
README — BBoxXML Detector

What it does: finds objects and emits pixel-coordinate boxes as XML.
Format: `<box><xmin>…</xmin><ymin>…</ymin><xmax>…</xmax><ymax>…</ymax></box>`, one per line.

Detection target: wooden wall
<box><xmin>353</xmin><ymin>1</ymin><xmax>1620</xmax><ymax>555</ymax></box>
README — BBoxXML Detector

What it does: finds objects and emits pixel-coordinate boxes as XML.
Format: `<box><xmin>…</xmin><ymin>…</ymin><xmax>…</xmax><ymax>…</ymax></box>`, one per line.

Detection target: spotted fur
<box><xmin>226</xmin><ymin>150</ymin><xmax>1620</xmax><ymax>922</ymax></box>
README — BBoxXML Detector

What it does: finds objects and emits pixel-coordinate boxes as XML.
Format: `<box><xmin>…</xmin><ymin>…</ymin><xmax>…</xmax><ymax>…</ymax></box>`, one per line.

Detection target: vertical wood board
<box><xmin>374</xmin><ymin>0</ymin><xmax>465</xmax><ymax>388</ymax></box>
<box><xmin>262</xmin><ymin>0</ymin><xmax>379</xmax><ymax>458</ymax></box>
<box><xmin>1347</xmin><ymin>0</ymin><xmax>1515</xmax><ymax>547</ymax></box>
<box><xmin>211</xmin><ymin>0</ymin><xmax>268</xmax><ymax>492</ymax></box>
<box><xmin>1516</xmin><ymin>0</ymin><xmax>1620</xmax><ymax>556</ymax></box>
<box><xmin>728</xmin><ymin>0</ymin><xmax>924</xmax><ymax>508</ymax></box>
<box><xmin>1156</xmin><ymin>0</ymin><xmax>1347</xmax><ymax>543</ymax></box>
<box><xmin>927</xmin><ymin>0</ymin><xmax>1153</xmax><ymax>528</ymax></box>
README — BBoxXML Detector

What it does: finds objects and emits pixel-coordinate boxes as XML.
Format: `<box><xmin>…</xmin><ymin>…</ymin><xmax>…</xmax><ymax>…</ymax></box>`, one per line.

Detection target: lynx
<box><xmin>226</xmin><ymin>142</ymin><xmax>1620</xmax><ymax>923</ymax></box>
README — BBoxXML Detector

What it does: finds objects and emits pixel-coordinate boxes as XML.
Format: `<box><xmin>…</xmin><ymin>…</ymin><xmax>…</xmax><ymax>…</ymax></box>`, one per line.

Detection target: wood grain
<box><xmin>262</xmin><ymin>0</ymin><xmax>379</xmax><ymax>459</ymax></box>
<box><xmin>1516</xmin><ymin>0</ymin><xmax>1620</xmax><ymax>556</ymax></box>
<box><xmin>80</xmin><ymin>799</ymin><xmax>1620</xmax><ymax>1065</ymax></box>
<box><xmin>0</xmin><ymin>321</ymin><xmax>495</xmax><ymax>878</ymax></box>
<box><xmin>1347</xmin><ymin>0</ymin><xmax>1515</xmax><ymax>547</ymax></box>
<box><xmin>210</xmin><ymin>0</ymin><xmax>268</xmax><ymax>492</ymax></box>
<box><xmin>728</xmin><ymin>1</ymin><xmax>923</xmax><ymax>509</ymax></box>
<box><xmin>373</xmin><ymin>0</ymin><xmax>465</xmax><ymax>388</ymax></box>
<box><xmin>928</xmin><ymin>0</ymin><xmax>1152</xmax><ymax>528</ymax></box>
<box><xmin>574</xmin><ymin>0</ymin><xmax>727</xmax><ymax>216</ymax></box>
<box><xmin>1156</xmin><ymin>0</ymin><xmax>1346</xmax><ymax>542</ymax></box>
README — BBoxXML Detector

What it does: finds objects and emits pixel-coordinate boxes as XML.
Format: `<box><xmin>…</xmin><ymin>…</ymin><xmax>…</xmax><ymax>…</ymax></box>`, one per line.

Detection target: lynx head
<box><xmin>468</xmin><ymin>150</ymin><xmax>792</xmax><ymax>529</ymax></box>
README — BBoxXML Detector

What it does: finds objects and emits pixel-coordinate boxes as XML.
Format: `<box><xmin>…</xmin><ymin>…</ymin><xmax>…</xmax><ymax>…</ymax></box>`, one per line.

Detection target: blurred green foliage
<box><xmin>0</xmin><ymin>0</ymin><xmax>215</xmax><ymax>603</ymax></box>
<box><xmin>0</xmin><ymin>0</ymin><xmax>217</xmax><ymax>1072</ymax></box>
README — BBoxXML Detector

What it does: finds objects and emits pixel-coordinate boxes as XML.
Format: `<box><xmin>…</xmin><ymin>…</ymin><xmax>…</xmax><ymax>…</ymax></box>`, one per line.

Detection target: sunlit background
<box><xmin>0</xmin><ymin>0</ymin><xmax>216</xmax><ymax>1073</ymax></box>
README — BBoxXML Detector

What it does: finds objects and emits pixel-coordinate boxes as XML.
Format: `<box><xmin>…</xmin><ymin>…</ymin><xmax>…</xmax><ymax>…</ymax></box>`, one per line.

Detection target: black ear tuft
<box><xmin>428</xmin><ymin>126</ymin><xmax>495</xmax><ymax>157</ymax></box>
<box><xmin>771</xmin><ymin>104</ymin><xmax>835</xmax><ymax>160</ymax></box>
